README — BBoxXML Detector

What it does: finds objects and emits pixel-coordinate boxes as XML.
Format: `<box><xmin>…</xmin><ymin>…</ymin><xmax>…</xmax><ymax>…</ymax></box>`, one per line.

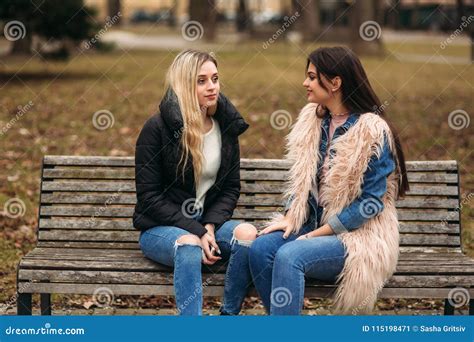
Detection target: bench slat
<box><xmin>16</xmin><ymin>282</ymin><xmax>474</xmax><ymax>299</ymax></box>
<box><xmin>18</xmin><ymin>266</ymin><xmax>474</xmax><ymax>287</ymax></box>
<box><xmin>41</xmin><ymin>181</ymin><xmax>460</xmax><ymax>196</ymax></box>
<box><xmin>43</xmin><ymin>156</ymin><xmax>458</xmax><ymax>171</ymax></box>
<box><xmin>42</xmin><ymin>168</ymin><xmax>458</xmax><ymax>184</ymax></box>
<box><xmin>37</xmin><ymin>241</ymin><xmax>139</xmax><ymax>249</ymax></box>
<box><xmin>40</xmin><ymin>193</ymin><xmax>460</xmax><ymax>210</ymax></box>
<box><xmin>22</xmin><ymin>252</ymin><xmax>474</xmax><ymax>268</ymax></box>
<box><xmin>23</xmin><ymin>253</ymin><xmax>474</xmax><ymax>266</ymax></box>
<box><xmin>38</xmin><ymin>219</ymin><xmax>460</xmax><ymax>234</ymax></box>
<box><xmin>18</xmin><ymin>267</ymin><xmax>474</xmax><ymax>288</ymax></box>
<box><xmin>37</xmin><ymin>230</ymin><xmax>461</xmax><ymax>246</ymax></box>
<box><xmin>18</xmin><ymin>264</ymin><xmax>474</xmax><ymax>288</ymax></box>
<box><xmin>33</xmin><ymin>241</ymin><xmax>462</xmax><ymax>253</ymax></box>
<box><xmin>39</xmin><ymin>206</ymin><xmax>461</xmax><ymax>222</ymax></box>
<box><xmin>16</xmin><ymin>282</ymin><xmax>472</xmax><ymax>299</ymax></box>
<box><xmin>23</xmin><ymin>248</ymin><xmax>468</xmax><ymax>260</ymax></box>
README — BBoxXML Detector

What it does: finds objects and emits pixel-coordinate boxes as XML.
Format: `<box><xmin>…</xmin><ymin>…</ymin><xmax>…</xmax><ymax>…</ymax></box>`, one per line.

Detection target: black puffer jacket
<box><xmin>133</xmin><ymin>90</ymin><xmax>249</xmax><ymax>237</ymax></box>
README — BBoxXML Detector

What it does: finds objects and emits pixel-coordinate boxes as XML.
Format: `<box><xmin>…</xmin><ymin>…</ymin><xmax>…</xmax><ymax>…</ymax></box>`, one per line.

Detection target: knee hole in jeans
<box><xmin>175</xmin><ymin>234</ymin><xmax>202</xmax><ymax>247</ymax></box>
<box><xmin>231</xmin><ymin>223</ymin><xmax>257</xmax><ymax>247</ymax></box>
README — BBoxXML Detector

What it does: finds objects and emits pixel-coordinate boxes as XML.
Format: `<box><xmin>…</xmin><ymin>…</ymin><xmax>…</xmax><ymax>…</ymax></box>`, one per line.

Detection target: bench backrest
<box><xmin>38</xmin><ymin>156</ymin><xmax>462</xmax><ymax>253</ymax></box>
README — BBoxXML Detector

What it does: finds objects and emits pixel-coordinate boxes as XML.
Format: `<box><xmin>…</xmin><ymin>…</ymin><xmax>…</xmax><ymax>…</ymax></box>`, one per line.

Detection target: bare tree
<box><xmin>349</xmin><ymin>0</ymin><xmax>384</xmax><ymax>56</ymax></box>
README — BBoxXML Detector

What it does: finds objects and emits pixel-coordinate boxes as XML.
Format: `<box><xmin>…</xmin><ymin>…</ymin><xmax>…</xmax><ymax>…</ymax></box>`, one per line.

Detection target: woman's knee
<box><xmin>174</xmin><ymin>234</ymin><xmax>202</xmax><ymax>264</ymax></box>
<box><xmin>176</xmin><ymin>234</ymin><xmax>202</xmax><ymax>247</ymax></box>
<box><xmin>233</xmin><ymin>223</ymin><xmax>257</xmax><ymax>247</ymax></box>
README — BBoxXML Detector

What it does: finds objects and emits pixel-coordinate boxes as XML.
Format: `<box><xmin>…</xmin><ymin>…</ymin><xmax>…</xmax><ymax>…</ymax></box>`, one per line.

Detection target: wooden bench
<box><xmin>17</xmin><ymin>156</ymin><xmax>474</xmax><ymax>315</ymax></box>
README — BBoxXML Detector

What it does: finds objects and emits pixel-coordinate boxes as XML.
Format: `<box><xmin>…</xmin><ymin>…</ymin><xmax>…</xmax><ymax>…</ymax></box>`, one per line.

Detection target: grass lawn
<box><xmin>0</xmin><ymin>38</ymin><xmax>472</xmax><ymax>313</ymax></box>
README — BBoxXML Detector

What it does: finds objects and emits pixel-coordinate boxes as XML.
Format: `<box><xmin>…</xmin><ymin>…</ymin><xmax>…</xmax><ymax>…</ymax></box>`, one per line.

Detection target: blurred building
<box><xmin>85</xmin><ymin>0</ymin><xmax>474</xmax><ymax>31</ymax></box>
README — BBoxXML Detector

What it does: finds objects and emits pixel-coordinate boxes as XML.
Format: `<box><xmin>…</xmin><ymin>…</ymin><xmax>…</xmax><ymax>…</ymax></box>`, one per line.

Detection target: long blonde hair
<box><xmin>165</xmin><ymin>49</ymin><xmax>218</xmax><ymax>187</ymax></box>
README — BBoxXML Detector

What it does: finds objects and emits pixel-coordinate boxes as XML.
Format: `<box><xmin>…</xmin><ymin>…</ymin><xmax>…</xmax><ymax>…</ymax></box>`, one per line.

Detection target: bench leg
<box><xmin>17</xmin><ymin>293</ymin><xmax>32</xmax><ymax>315</ymax></box>
<box><xmin>470</xmin><ymin>299</ymin><xmax>474</xmax><ymax>316</ymax></box>
<box><xmin>40</xmin><ymin>293</ymin><xmax>52</xmax><ymax>315</ymax></box>
<box><xmin>444</xmin><ymin>298</ymin><xmax>455</xmax><ymax>315</ymax></box>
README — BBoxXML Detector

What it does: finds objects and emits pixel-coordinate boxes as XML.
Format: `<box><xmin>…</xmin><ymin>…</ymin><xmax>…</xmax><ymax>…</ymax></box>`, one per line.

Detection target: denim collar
<box><xmin>317</xmin><ymin>112</ymin><xmax>360</xmax><ymax>181</ymax></box>
<box><xmin>322</xmin><ymin>112</ymin><xmax>360</xmax><ymax>135</ymax></box>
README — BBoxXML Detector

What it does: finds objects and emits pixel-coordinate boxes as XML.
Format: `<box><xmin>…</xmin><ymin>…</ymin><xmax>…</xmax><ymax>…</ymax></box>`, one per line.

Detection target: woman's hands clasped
<box><xmin>200</xmin><ymin>223</ymin><xmax>221</xmax><ymax>265</ymax></box>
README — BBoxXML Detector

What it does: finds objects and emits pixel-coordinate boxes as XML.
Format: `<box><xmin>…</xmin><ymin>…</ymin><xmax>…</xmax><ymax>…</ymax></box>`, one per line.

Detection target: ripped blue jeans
<box><xmin>139</xmin><ymin>217</ymin><xmax>252</xmax><ymax>315</ymax></box>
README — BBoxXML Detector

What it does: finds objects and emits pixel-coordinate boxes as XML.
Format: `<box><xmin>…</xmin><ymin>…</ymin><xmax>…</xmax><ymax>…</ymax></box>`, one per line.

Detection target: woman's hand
<box><xmin>296</xmin><ymin>231</ymin><xmax>315</xmax><ymax>240</ymax></box>
<box><xmin>200</xmin><ymin>230</ymin><xmax>221</xmax><ymax>265</ymax></box>
<box><xmin>295</xmin><ymin>223</ymin><xmax>335</xmax><ymax>240</ymax></box>
<box><xmin>258</xmin><ymin>216</ymin><xmax>295</xmax><ymax>239</ymax></box>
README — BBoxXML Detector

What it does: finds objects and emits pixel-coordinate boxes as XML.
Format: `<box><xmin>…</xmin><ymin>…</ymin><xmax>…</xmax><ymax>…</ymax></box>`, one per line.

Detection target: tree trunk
<box><xmin>296</xmin><ymin>0</ymin><xmax>320</xmax><ymax>42</ymax></box>
<box><xmin>456</xmin><ymin>0</ymin><xmax>472</xmax><ymax>63</ymax></box>
<box><xmin>394</xmin><ymin>0</ymin><xmax>402</xmax><ymax>30</ymax></box>
<box><xmin>349</xmin><ymin>0</ymin><xmax>384</xmax><ymax>56</ymax></box>
<box><xmin>456</xmin><ymin>0</ymin><xmax>464</xmax><ymax>23</ymax></box>
<box><xmin>107</xmin><ymin>0</ymin><xmax>122</xmax><ymax>25</ymax></box>
<box><xmin>168</xmin><ymin>0</ymin><xmax>177</xmax><ymax>27</ymax></box>
<box><xmin>189</xmin><ymin>0</ymin><xmax>217</xmax><ymax>41</ymax></box>
<box><xmin>236</xmin><ymin>0</ymin><xmax>249</xmax><ymax>33</ymax></box>
<box><xmin>387</xmin><ymin>0</ymin><xmax>398</xmax><ymax>29</ymax></box>
<box><xmin>471</xmin><ymin>33</ymin><xmax>474</xmax><ymax>63</ymax></box>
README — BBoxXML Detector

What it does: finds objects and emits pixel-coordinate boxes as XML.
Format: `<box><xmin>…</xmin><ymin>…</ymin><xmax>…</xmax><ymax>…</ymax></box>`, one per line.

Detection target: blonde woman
<box><xmin>249</xmin><ymin>46</ymin><xmax>410</xmax><ymax>315</ymax></box>
<box><xmin>133</xmin><ymin>50</ymin><xmax>257</xmax><ymax>315</ymax></box>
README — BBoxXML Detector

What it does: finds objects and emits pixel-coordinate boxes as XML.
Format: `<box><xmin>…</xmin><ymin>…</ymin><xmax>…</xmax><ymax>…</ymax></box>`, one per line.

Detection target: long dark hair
<box><xmin>307</xmin><ymin>46</ymin><xmax>409</xmax><ymax>198</ymax></box>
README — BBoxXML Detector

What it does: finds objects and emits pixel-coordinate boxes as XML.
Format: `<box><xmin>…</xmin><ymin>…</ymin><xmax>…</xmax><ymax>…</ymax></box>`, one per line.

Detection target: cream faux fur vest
<box><xmin>272</xmin><ymin>103</ymin><xmax>401</xmax><ymax>314</ymax></box>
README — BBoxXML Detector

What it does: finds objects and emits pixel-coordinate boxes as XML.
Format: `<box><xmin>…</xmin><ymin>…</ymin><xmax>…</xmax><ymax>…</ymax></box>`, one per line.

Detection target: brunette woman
<box><xmin>249</xmin><ymin>46</ymin><xmax>409</xmax><ymax>315</ymax></box>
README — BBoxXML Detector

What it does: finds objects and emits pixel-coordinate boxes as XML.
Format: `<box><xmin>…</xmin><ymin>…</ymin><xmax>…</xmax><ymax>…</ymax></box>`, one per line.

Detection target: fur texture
<box><xmin>271</xmin><ymin>103</ymin><xmax>400</xmax><ymax>314</ymax></box>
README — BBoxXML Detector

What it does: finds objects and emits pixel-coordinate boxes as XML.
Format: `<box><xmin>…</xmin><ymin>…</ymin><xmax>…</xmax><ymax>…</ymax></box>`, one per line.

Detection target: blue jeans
<box><xmin>249</xmin><ymin>207</ymin><xmax>346</xmax><ymax>315</ymax></box>
<box><xmin>139</xmin><ymin>217</ymin><xmax>252</xmax><ymax>315</ymax></box>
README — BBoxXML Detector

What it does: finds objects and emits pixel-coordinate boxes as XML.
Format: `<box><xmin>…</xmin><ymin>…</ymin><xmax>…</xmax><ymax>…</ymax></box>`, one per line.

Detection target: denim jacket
<box><xmin>284</xmin><ymin>113</ymin><xmax>396</xmax><ymax>234</ymax></box>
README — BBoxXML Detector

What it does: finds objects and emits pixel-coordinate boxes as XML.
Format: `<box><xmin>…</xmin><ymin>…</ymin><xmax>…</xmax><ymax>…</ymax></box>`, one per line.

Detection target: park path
<box><xmin>102</xmin><ymin>28</ymin><xmax>472</xmax><ymax>65</ymax></box>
